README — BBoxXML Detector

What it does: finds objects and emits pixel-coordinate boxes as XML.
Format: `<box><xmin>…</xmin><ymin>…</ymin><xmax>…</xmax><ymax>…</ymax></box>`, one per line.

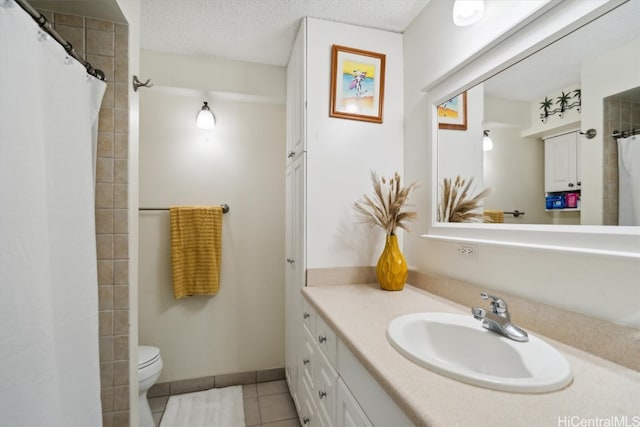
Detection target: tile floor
<box><xmin>149</xmin><ymin>379</ymin><xmax>300</xmax><ymax>427</ymax></box>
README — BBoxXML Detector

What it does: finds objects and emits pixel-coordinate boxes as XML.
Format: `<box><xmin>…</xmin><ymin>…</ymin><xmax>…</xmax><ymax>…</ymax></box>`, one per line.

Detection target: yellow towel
<box><xmin>483</xmin><ymin>209</ymin><xmax>504</xmax><ymax>224</ymax></box>
<box><xmin>170</xmin><ymin>206</ymin><xmax>223</xmax><ymax>299</ymax></box>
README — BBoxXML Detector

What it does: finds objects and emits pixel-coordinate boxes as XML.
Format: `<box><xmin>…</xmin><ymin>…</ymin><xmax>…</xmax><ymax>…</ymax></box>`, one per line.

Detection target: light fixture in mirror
<box><xmin>196</xmin><ymin>101</ymin><xmax>216</xmax><ymax>130</ymax></box>
<box><xmin>482</xmin><ymin>130</ymin><xmax>493</xmax><ymax>151</ymax></box>
<box><xmin>436</xmin><ymin>0</ymin><xmax>640</xmax><ymax>228</ymax></box>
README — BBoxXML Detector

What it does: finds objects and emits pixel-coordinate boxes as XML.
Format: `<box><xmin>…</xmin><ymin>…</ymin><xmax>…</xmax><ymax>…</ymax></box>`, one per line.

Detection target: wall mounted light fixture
<box><xmin>452</xmin><ymin>0</ymin><xmax>485</xmax><ymax>27</ymax></box>
<box><xmin>483</xmin><ymin>130</ymin><xmax>494</xmax><ymax>151</ymax></box>
<box><xmin>196</xmin><ymin>101</ymin><xmax>216</xmax><ymax>130</ymax></box>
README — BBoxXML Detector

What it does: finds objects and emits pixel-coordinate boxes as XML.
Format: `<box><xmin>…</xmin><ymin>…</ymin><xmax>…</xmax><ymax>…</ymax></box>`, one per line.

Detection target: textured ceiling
<box><xmin>140</xmin><ymin>0</ymin><xmax>430</xmax><ymax>66</ymax></box>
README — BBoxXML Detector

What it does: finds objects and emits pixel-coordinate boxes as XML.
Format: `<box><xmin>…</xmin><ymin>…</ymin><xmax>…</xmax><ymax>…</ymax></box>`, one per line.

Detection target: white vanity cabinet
<box><xmin>297</xmin><ymin>300</ymin><xmax>413</xmax><ymax>427</ymax></box>
<box><xmin>544</xmin><ymin>131</ymin><xmax>581</xmax><ymax>192</ymax></box>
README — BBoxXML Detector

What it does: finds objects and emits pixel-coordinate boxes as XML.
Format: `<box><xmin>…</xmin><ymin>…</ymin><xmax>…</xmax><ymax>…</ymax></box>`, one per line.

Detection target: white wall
<box><xmin>138</xmin><ymin>51</ymin><xmax>286</xmax><ymax>382</ymax></box>
<box><xmin>437</xmin><ymin>84</ymin><xmax>485</xmax><ymax>195</ymax></box>
<box><xmin>484</xmin><ymin>97</ymin><xmax>548</xmax><ymax>225</ymax></box>
<box><xmin>304</xmin><ymin>18</ymin><xmax>404</xmax><ymax>268</ymax></box>
<box><xmin>404</xmin><ymin>0</ymin><xmax>640</xmax><ymax>327</ymax></box>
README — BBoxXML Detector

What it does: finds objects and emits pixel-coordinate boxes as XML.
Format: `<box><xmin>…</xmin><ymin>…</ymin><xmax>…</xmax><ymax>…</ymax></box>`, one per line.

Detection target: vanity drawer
<box><xmin>302</xmin><ymin>326</ymin><xmax>316</xmax><ymax>391</ymax></box>
<box><xmin>314</xmin><ymin>349</ymin><xmax>337</xmax><ymax>426</ymax></box>
<box><xmin>316</xmin><ymin>314</ymin><xmax>337</xmax><ymax>365</ymax></box>
<box><xmin>302</xmin><ymin>298</ymin><xmax>316</xmax><ymax>336</ymax></box>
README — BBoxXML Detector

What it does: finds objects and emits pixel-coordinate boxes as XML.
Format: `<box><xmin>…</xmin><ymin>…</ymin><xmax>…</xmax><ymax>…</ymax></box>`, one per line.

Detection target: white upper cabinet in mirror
<box><xmin>426</xmin><ymin>0</ymin><xmax>640</xmax><ymax>258</ymax></box>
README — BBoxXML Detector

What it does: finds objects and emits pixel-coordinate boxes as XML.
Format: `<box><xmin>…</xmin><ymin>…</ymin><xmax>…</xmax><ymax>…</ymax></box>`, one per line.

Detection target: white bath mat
<box><xmin>159</xmin><ymin>385</ymin><xmax>245</xmax><ymax>427</ymax></box>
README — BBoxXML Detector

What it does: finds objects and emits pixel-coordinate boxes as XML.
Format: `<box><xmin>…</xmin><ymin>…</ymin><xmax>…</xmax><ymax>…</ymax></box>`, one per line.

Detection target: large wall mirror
<box><xmin>428</xmin><ymin>0</ymin><xmax>640</xmax><ymax>256</ymax></box>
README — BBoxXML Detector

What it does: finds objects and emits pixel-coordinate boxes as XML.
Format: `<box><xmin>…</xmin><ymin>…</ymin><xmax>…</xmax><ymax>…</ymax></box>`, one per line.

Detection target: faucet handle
<box><xmin>480</xmin><ymin>292</ymin><xmax>509</xmax><ymax>315</ymax></box>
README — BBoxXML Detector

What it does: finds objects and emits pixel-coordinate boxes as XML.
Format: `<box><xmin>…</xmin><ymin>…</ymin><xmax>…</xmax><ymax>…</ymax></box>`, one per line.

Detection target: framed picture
<box><xmin>329</xmin><ymin>45</ymin><xmax>386</xmax><ymax>123</ymax></box>
<box><xmin>438</xmin><ymin>92</ymin><xmax>467</xmax><ymax>130</ymax></box>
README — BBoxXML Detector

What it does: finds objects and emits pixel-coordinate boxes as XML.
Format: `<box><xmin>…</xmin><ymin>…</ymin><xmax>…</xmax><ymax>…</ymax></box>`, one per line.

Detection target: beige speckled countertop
<box><xmin>302</xmin><ymin>283</ymin><xmax>640</xmax><ymax>427</ymax></box>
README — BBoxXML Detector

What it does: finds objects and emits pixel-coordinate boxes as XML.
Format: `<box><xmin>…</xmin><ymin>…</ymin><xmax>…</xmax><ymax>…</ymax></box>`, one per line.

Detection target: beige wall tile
<box><xmin>87</xmin><ymin>28</ymin><xmax>114</xmax><ymax>57</ymax></box>
<box><xmin>99</xmin><ymin>286</ymin><xmax>114</xmax><ymax>310</ymax></box>
<box><xmin>96</xmin><ymin>235</ymin><xmax>114</xmax><ymax>260</ymax></box>
<box><xmin>114</xmin><ymin>83</ymin><xmax>127</xmax><ymax>109</ymax></box>
<box><xmin>95</xmin><ymin>209</ymin><xmax>114</xmax><ymax>234</ymax></box>
<box><xmin>114</xmin><ymin>108</ymin><xmax>128</xmax><ymax>133</ymax></box>
<box><xmin>97</xmin><ymin>132</ymin><xmax>114</xmax><ymax>158</ymax></box>
<box><xmin>113</xmin><ymin>361</ymin><xmax>129</xmax><ymax>386</ymax></box>
<box><xmin>114</xmin><ymin>184</ymin><xmax>128</xmax><ymax>209</ymax></box>
<box><xmin>113</xmin><ymin>385</ymin><xmax>129</xmax><ymax>410</ymax></box>
<box><xmin>114</xmin><ymin>159</ymin><xmax>127</xmax><ymax>184</ymax></box>
<box><xmin>98</xmin><ymin>107</ymin><xmax>114</xmax><ymax>132</ymax></box>
<box><xmin>101</xmin><ymin>387</ymin><xmax>114</xmax><ymax>412</ymax></box>
<box><xmin>114</xmin><ymin>235</ymin><xmax>128</xmax><ymax>259</ymax></box>
<box><xmin>114</xmin><ymin>260</ymin><xmax>129</xmax><ymax>284</ymax></box>
<box><xmin>96</xmin><ymin>157</ymin><xmax>114</xmax><ymax>183</ymax></box>
<box><xmin>100</xmin><ymin>362</ymin><xmax>114</xmax><ymax>387</ymax></box>
<box><xmin>113</xmin><ymin>209</ymin><xmax>128</xmax><ymax>234</ymax></box>
<box><xmin>95</xmin><ymin>183</ymin><xmax>113</xmax><ymax>208</ymax></box>
<box><xmin>114</xmin><ymin>285</ymin><xmax>129</xmax><ymax>309</ymax></box>
<box><xmin>98</xmin><ymin>260</ymin><xmax>114</xmax><ymax>286</ymax></box>
<box><xmin>114</xmin><ymin>335</ymin><xmax>128</xmax><ymax>361</ymax></box>
<box><xmin>114</xmin><ymin>133</ymin><xmax>128</xmax><ymax>159</ymax></box>
<box><xmin>99</xmin><ymin>311</ymin><xmax>114</xmax><ymax>336</ymax></box>
<box><xmin>114</xmin><ymin>54</ymin><xmax>128</xmax><ymax>83</ymax></box>
<box><xmin>54</xmin><ymin>12</ymin><xmax>84</xmax><ymax>27</ymax></box>
<box><xmin>99</xmin><ymin>336</ymin><xmax>114</xmax><ymax>362</ymax></box>
<box><xmin>112</xmin><ymin>411</ymin><xmax>129</xmax><ymax>427</ymax></box>
<box><xmin>113</xmin><ymin>310</ymin><xmax>128</xmax><ymax>335</ymax></box>
<box><xmin>87</xmin><ymin>18</ymin><xmax>114</xmax><ymax>31</ymax></box>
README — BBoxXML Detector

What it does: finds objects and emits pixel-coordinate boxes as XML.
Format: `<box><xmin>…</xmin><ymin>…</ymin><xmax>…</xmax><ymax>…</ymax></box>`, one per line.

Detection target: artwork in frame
<box><xmin>438</xmin><ymin>92</ymin><xmax>467</xmax><ymax>130</ymax></box>
<box><xmin>329</xmin><ymin>45</ymin><xmax>386</xmax><ymax>124</ymax></box>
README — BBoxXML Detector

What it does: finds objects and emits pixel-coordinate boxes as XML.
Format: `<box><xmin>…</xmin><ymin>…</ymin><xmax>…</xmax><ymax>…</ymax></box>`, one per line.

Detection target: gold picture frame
<box><xmin>329</xmin><ymin>45</ymin><xmax>386</xmax><ymax>124</ymax></box>
<box><xmin>438</xmin><ymin>92</ymin><xmax>467</xmax><ymax>130</ymax></box>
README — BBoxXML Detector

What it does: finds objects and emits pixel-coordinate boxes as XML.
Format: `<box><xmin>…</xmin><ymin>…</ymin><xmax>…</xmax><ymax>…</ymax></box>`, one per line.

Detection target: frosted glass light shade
<box><xmin>453</xmin><ymin>0</ymin><xmax>484</xmax><ymax>27</ymax></box>
<box><xmin>196</xmin><ymin>101</ymin><xmax>216</xmax><ymax>130</ymax></box>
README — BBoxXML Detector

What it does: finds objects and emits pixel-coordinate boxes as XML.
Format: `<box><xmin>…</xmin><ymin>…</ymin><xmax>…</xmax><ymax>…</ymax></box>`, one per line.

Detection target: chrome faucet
<box><xmin>471</xmin><ymin>293</ymin><xmax>529</xmax><ymax>342</ymax></box>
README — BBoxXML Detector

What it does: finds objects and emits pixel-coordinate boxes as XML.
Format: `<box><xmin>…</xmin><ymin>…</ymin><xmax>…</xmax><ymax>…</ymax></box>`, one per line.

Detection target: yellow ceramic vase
<box><xmin>376</xmin><ymin>234</ymin><xmax>407</xmax><ymax>291</ymax></box>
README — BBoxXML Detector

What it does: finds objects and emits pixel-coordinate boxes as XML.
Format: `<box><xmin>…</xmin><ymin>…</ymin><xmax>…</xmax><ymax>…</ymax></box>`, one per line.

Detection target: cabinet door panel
<box><xmin>335</xmin><ymin>378</ymin><xmax>372</xmax><ymax>427</ymax></box>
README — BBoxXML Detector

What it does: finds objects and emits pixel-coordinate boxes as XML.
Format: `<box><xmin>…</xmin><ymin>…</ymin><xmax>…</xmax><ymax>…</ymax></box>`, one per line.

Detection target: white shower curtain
<box><xmin>618</xmin><ymin>136</ymin><xmax>640</xmax><ymax>226</ymax></box>
<box><xmin>0</xmin><ymin>2</ymin><xmax>106</xmax><ymax>426</ymax></box>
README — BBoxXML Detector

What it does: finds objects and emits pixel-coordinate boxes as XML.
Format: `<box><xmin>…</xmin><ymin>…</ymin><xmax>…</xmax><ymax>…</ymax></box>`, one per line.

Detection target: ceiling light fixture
<box><xmin>453</xmin><ymin>0</ymin><xmax>485</xmax><ymax>27</ymax></box>
<box><xmin>483</xmin><ymin>130</ymin><xmax>494</xmax><ymax>151</ymax></box>
<box><xmin>196</xmin><ymin>101</ymin><xmax>216</xmax><ymax>130</ymax></box>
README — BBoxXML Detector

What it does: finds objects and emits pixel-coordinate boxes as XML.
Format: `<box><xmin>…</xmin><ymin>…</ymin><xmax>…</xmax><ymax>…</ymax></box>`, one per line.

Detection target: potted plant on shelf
<box><xmin>354</xmin><ymin>171</ymin><xmax>418</xmax><ymax>291</ymax></box>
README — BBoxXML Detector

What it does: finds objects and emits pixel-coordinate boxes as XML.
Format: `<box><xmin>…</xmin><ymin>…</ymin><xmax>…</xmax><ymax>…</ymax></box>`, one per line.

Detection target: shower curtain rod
<box><xmin>612</xmin><ymin>128</ymin><xmax>640</xmax><ymax>139</ymax></box>
<box><xmin>13</xmin><ymin>0</ymin><xmax>105</xmax><ymax>81</ymax></box>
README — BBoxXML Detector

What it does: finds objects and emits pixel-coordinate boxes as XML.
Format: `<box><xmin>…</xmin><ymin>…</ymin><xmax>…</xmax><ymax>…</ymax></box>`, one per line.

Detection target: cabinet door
<box><xmin>286</xmin><ymin>19</ymin><xmax>306</xmax><ymax>163</ymax></box>
<box><xmin>335</xmin><ymin>378</ymin><xmax>373</xmax><ymax>427</ymax></box>
<box><xmin>544</xmin><ymin>132</ymin><xmax>578</xmax><ymax>192</ymax></box>
<box><xmin>285</xmin><ymin>155</ymin><xmax>306</xmax><ymax>412</ymax></box>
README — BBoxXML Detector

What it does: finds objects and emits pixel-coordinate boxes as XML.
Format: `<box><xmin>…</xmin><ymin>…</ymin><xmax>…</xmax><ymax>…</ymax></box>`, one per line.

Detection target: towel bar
<box><xmin>139</xmin><ymin>204</ymin><xmax>229</xmax><ymax>214</ymax></box>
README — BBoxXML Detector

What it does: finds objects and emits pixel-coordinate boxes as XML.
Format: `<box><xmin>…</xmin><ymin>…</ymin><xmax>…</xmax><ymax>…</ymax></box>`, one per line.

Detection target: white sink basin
<box><xmin>387</xmin><ymin>312</ymin><xmax>572</xmax><ymax>393</ymax></box>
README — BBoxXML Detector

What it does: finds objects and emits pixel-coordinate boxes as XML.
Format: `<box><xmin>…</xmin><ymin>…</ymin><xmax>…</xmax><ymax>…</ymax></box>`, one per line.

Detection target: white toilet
<box><xmin>138</xmin><ymin>345</ymin><xmax>163</xmax><ymax>427</ymax></box>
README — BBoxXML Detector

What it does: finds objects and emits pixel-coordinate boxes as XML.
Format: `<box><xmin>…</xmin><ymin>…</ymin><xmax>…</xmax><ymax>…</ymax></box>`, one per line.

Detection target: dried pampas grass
<box><xmin>438</xmin><ymin>176</ymin><xmax>491</xmax><ymax>223</ymax></box>
<box><xmin>354</xmin><ymin>171</ymin><xmax>418</xmax><ymax>235</ymax></box>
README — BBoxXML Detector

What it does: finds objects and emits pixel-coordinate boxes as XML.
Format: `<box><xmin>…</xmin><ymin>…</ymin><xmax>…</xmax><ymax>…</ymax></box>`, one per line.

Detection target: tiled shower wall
<box><xmin>603</xmin><ymin>97</ymin><xmax>640</xmax><ymax>225</ymax></box>
<box><xmin>40</xmin><ymin>10</ymin><xmax>130</xmax><ymax>426</ymax></box>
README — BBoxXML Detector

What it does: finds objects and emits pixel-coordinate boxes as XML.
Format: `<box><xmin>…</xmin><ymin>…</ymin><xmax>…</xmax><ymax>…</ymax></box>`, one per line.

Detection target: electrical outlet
<box><xmin>456</xmin><ymin>245</ymin><xmax>478</xmax><ymax>258</ymax></box>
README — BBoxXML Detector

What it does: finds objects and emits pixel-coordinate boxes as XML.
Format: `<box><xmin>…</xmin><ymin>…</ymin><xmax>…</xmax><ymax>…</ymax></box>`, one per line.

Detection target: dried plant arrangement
<box><xmin>354</xmin><ymin>171</ymin><xmax>419</xmax><ymax>235</ymax></box>
<box><xmin>438</xmin><ymin>176</ymin><xmax>491</xmax><ymax>223</ymax></box>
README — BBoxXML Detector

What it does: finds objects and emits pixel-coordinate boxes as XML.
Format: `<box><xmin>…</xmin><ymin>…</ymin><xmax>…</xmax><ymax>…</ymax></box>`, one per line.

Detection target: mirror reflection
<box><xmin>437</xmin><ymin>1</ymin><xmax>640</xmax><ymax>226</ymax></box>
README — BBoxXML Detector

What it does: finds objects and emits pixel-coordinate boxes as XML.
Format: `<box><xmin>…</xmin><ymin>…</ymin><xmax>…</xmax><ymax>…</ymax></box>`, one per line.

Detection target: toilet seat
<box><xmin>138</xmin><ymin>346</ymin><xmax>160</xmax><ymax>370</ymax></box>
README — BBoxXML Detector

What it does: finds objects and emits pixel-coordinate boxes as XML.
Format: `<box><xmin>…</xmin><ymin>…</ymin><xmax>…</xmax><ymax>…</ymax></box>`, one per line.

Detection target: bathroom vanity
<box><xmin>300</xmin><ymin>282</ymin><xmax>640</xmax><ymax>426</ymax></box>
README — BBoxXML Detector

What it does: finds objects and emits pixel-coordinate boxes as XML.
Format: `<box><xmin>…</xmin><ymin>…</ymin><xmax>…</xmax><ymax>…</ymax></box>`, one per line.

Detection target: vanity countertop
<box><xmin>302</xmin><ymin>283</ymin><xmax>640</xmax><ymax>427</ymax></box>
